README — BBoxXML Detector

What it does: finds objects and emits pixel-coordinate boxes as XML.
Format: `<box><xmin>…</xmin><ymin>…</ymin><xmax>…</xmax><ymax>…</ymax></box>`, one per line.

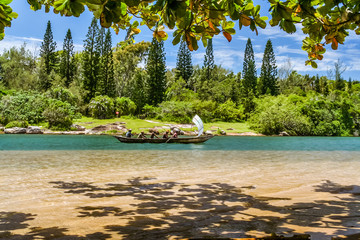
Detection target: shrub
<box><xmin>142</xmin><ymin>104</ymin><xmax>160</xmax><ymax>119</ymax></box>
<box><xmin>43</xmin><ymin>99</ymin><xmax>76</xmax><ymax>130</ymax></box>
<box><xmin>5</xmin><ymin>120</ymin><xmax>29</xmax><ymax>128</ymax></box>
<box><xmin>88</xmin><ymin>95</ymin><xmax>115</xmax><ymax>119</ymax></box>
<box><xmin>0</xmin><ymin>91</ymin><xmax>47</xmax><ymax>124</ymax></box>
<box><xmin>250</xmin><ymin>95</ymin><xmax>311</xmax><ymax>135</ymax></box>
<box><xmin>115</xmin><ymin>97</ymin><xmax>137</xmax><ymax>116</ymax></box>
<box><xmin>193</xmin><ymin>100</ymin><xmax>217</xmax><ymax>122</ymax></box>
<box><xmin>142</xmin><ymin>100</ymin><xmax>217</xmax><ymax>123</ymax></box>
<box><xmin>157</xmin><ymin>101</ymin><xmax>194</xmax><ymax>123</ymax></box>
<box><xmin>46</xmin><ymin>87</ymin><xmax>77</xmax><ymax>105</ymax></box>
<box><xmin>214</xmin><ymin>100</ymin><xmax>244</xmax><ymax>122</ymax></box>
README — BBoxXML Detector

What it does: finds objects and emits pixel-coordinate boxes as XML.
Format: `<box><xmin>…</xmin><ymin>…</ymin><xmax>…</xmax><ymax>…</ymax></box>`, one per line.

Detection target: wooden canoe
<box><xmin>114</xmin><ymin>135</ymin><xmax>213</xmax><ymax>144</ymax></box>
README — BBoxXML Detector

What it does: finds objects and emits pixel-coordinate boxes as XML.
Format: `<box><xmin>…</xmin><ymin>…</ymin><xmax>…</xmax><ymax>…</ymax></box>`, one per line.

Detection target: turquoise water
<box><xmin>1</xmin><ymin>134</ymin><xmax>360</xmax><ymax>151</ymax></box>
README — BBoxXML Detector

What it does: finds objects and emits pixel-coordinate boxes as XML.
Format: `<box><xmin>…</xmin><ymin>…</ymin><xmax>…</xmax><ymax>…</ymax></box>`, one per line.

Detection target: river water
<box><xmin>0</xmin><ymin>135</ymin><xmax>360</xmax><ymax>239</ymax></box>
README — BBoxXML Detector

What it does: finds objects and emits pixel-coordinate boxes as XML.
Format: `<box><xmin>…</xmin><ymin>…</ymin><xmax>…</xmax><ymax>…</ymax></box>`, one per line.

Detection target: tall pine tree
<box><xmin>241</xmin><ymin>38</ymin><xmax>257</xmax><ymax>115</ymax></box>
<box><xmin>40</xmin><ymin>21</ymin><xmax>57</xmax><ymax>75</ymax></box>
<box><xmin>99</xmin><ymin>29</ymin><xmax>115</xmax><ymax>97</ymax></box>
<box><xmin>82</xmin><ymin>17</ymin><xmax>101</xmax><ymax>102</ymax></box>
<box><xmin>203</xmin><ymin>38</ymin><xmax>214</xmax><ymax>80</ymax></box>
<box><xmin>146</xmin><ymin>37</ymin><xmax>166</xmax><ymax>106</ymax></box>
<box><xmin>60</xmin><ymin>29</ymin><xmax>75</xmax><ymax>87</ymax></box>
<box><xmin>314</xmin><ymin>74</ymin><xmax>321</xmax><ymax>93</ymax></box>
<box><xmin>258</xmin><ymin>39</ymin><xmax>278</xmax><ymax>95</ymax></box>
<box><xmin>175</xmin><ymin>40</ymin><xmax>193</xmax><ymax>86</ymax></box>
<box><xmin>242</xmin><ymin>38</ymin><xmax>257</xmax><ymax>95</ymax></box>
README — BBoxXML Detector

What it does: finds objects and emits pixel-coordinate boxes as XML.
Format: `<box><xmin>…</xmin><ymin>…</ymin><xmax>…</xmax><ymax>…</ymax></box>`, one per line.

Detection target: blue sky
<box><xmin>3</xmin><ymin>1</ymin><xmax>360</xmax><ymax>80</ymax></box>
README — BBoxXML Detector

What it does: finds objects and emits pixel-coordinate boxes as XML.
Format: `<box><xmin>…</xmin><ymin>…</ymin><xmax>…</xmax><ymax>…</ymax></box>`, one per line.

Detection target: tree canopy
<box><xmin>2</xmin><ymin>0</ymin><xmax>360</xmax><ymax>66</ymax></box>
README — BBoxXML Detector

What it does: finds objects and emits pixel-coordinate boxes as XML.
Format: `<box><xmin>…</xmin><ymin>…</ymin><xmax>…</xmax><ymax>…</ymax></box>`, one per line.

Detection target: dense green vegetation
<box><xmin>0</xmin><ymin>19</ymin><xmax>359</xmax><ymax>136</ymax></box>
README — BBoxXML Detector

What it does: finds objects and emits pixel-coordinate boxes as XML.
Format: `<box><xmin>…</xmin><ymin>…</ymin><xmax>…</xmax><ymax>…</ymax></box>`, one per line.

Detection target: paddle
<box><xmin>165</xmin><ymin>137</ymin><xmax>172</xmax><ymax>143</ymax></box>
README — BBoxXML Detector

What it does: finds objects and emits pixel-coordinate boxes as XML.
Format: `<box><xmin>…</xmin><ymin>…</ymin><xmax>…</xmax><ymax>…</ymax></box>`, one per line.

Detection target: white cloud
<box><xmin>237</xmin><ymin>36</ymin><xmax>249</xmax><ymax>41</ymax></box>
<box><xmin>258</xmin><ymin>25</ymin><xmax>305</xmax><ymax>43</ymax></box>
<box><xmin>276</xmin><ymin>45</ymin><xmax>307</xmax><ymax>56</ymax></box>
<box><xmin>0</xmin><ymin>35</ymin><xmax>41</xmax><ymax>55</ymax></box>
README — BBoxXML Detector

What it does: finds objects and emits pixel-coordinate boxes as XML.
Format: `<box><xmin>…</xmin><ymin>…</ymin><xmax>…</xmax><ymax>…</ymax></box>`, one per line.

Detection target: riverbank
<box><xmin>0</xmin><ymin>117</ymin><xmax>263</xmax><ymax>136</ymax></box>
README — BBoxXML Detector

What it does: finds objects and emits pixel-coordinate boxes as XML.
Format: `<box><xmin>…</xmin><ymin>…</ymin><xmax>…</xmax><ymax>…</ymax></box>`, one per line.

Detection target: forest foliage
<box><xmin>0</xmin><ymin>18</ymin><xmax>360</xmax><ymax>136</ymax></box>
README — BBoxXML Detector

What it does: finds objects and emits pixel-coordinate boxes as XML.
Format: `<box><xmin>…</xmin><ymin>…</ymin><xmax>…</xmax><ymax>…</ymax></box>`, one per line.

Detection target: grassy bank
<box><xmin>74</xmin><ymin>117</ymin><xmax>255</xmax><ymax>135</ymax></box>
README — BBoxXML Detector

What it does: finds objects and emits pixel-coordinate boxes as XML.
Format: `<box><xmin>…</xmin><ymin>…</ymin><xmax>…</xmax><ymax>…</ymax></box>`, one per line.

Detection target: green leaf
<box><xmin>356</xmin><ymin>27</ymin><xmax>360</xmax><ymax>35</ymax></box>
<box><xmin>311</xmin><ymin>61</ymin><xmax>318</xmax><ymax>68</ymax></box>
<box><xmin>120</xmin><ymin>2</ymin><xmax>127</xmax><ymax>16</ymax></box>
<box><xmin>245</xmin><ymin>2</ymin><xmax>254</xmax><ymax>11</ymax></box>
<box><xmin>280</xmin><ymin>20</ymin><xmax>296</xmax><ymax>34</ymax></box>
<box><xmin>131</xmin><ymin>20</ymin><xmax>139</xmax><ymax>28</ymax></box>
<box><xmin>253</xmin><ymin>5</ymin><xmax>260</xmax><ymax>15</ymax></box>
<box><xmin>224</xmin><ymin>28</ymin><xmax>235</xmax><ymax>34</ymax></box>
<box><xmin>172</xmin><ymin>31</ymin><xmax>181</xmax><ymax>45</ymax></box>
<box><xmin>86</xmin><ymin>0</ymin><xmax>102</xmax><ymax>5</ymax></box>
<box><xmin>193</xmin><ymin>25</ymin><xmax>205</xmax><ymax>33</ymax></box>
<box><xmin>70</xmin><ymin>1</ymin><xmax>85</xmax><ymax>17</ymax></box>
<box><xmin>255</xmin><ymin>16</ymin><xmax>266</xmax><ymax>29</ymax></box>
<box><xmin>0</xmin><ymin>0</ymin><xmax>12</xmax><ymax>5</ymax></box>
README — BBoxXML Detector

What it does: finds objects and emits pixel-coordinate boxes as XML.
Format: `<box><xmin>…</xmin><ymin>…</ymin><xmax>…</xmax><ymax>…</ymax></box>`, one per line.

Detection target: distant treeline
<box><xmin>0</xmin><ymin>18</ymin><xmax>359</xmax><ymax>136</ymax></box>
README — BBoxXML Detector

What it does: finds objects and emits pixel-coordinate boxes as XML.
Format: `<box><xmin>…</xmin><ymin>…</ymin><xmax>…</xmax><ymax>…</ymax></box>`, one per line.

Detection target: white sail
<box><xmin>192</xmin><ymin>115</ymin><xmax>204</xmax><ymax>137</ymax></box>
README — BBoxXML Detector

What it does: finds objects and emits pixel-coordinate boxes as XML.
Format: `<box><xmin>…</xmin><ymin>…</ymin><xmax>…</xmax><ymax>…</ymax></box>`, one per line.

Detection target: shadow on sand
<box><xmin>1</xmin><ymin>178</ymin><xmax>360</xmax><ymax>239</ymax></box>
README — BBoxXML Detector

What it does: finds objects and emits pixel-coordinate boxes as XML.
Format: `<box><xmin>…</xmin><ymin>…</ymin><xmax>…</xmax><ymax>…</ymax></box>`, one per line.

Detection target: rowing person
<box><xmin>137</xmin><ymin>131</ymin><xmax>147</xmax><ymax>139</ymax></box>
<box><xmin>150</xmin><ymin>131</ymin><xmax>159</xmax><ymax>139</ymax></box>
<box><xmin>125</xmin><ymin>129</ymin><xmax>132</xmax><ymax>138</ymax></box>
<box><xmin>162</xmin><ymin>130</ymin><xmax>169</xmax><ymax>139</ymax></box>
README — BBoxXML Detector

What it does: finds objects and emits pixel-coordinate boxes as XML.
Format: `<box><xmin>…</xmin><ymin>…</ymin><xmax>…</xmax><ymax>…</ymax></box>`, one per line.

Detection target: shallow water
<box><xmin>0</xmin><ymin>136</ymin><xmax>360</xmax><ymax>239</ymax></box>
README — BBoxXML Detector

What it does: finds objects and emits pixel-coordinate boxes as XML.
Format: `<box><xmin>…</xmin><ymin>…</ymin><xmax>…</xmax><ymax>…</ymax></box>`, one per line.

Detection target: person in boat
<box><xmin>150</xmin><ymin>132</ymin><xmax>158</xmax><ymax>139</ymax></box>
<box><xmin>172</xmin><ymin>131</ymin><xmax>178</xmax><ymax>138</ymax></box>
<box><xmin>125</xmin><ymin>129</ymin><xmax>132</xmax><ymax>138</ymax></box>
<box><xmin>162</xmin><ymin>130</ymin><xmax>169</xmax><ymax>139</ymax></box>
<box><xmin>137</xmin><ymin>131</ymin><xmax>147</xmax><ymax>139</ymax></box>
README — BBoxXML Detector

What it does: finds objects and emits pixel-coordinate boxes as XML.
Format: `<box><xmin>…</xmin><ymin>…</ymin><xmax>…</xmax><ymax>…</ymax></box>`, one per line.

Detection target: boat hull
<box><xmin>114</xmin><ymin>135</ymin><xmax>213</xmax><ymax>144</ymax></box>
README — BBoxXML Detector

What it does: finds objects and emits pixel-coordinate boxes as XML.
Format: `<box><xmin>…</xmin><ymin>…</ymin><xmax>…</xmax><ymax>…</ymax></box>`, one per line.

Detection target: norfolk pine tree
<box><xmin>241</xmin><ymin>38</ymin><xmax>257</xmax><ymax>114</ymax></box>
<box><xmin>146</xmin><ymin>37</ymin><xmax>166</xmax><ymax>106</ymax></box>
<box><xmin>176</xmin><ymin>40</ymin><xmax>193</xmax><ymax>87</ymax></box>
<box><xmin>203</xmin><ymin>38</ymin><xmax>214</xmax><ymax>80</ymax></box>
<box><xmin>39</xmin><ymin>21</ymin><xmax>57</xmax><ymax>90</ymax></box>
<box><xmin>99</xmin><ymin>29</ymin><xmax>115</xmax><ymax>97</ymax></box>
<box><xmin>40</xmin><ymin>21</ymin><xmax>57</xmax><ymax>75</ymax></box>
<box><xmin>242</xmin><ymin>38</ymin><xmax>257</xmax><ymax>95</ymax></box>
<box><xmin>82</xmin><ymin>18</ymin><xmax>101</xmax><ymax>102</ymax></box>
<box><xmin>314</xmin><ymin>75</ymin><xmax>321</xmax><ymax>93</ymax></box>
<box><xmin>60</xmin><ymin>29</ymin><xmax>75</xmax><ymax>87</ymax></box>
<box><xmin>259</xmin><ymin>39</ymin><xmax>278</xmax><ymax>95</ymax></box>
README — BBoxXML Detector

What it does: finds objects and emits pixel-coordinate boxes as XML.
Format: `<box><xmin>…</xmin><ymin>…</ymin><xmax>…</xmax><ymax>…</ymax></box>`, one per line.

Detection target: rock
<box><xmin>279</xmin><ymin>131</ymin><xmax>290</xmax><ymax>136</ymax></box>
<box><xmin>172</xmin><ymin>127</ymin><xmax>181</xmax><ymax>134</ymax></box>
<box><xmin>180</xmin><ymin>130</ymin><xmax>185</xmax><ymax>135</ymax></box>
<box><xmin>205</xmin><ymin>130</ymin><xmax>213</xmax><ymax>135</ymax></box>
<box><xmin>91</xmin><ymin>125</ymin><xmax>108</xmax><ymax>131</ymax></box>
<box><xmin>85</xmin><ymin>129</ymin><xmax>98</xmax><ymax>135</ymax></box>
<box><xmin>4</xmin><ymin>127</ymin><xmax>27</xmax><ymax>134</ymax></box>
<box><xmin>71</xmin><ymin>124</ymin><xmax>86</xmax><ymax>131</ymax></box>
<box><xmin>227</xmin><ymin>128</ymin><xmax>234</xmax><ymax>130</ymax></box>
<box><xmin>353</xmin><ymin>130</ymin><xmax>359</xmax><ymax>137</ymax></box>
<box><xmin>117</xmin><ymin>125</ymin><xmax>126</xmax><ymax>130</ymax></box>
<box><xmin>0</xmin><ymin>127</ymin><xmax>4</xmax><ymax>132</ymax></box>
<box><xmin>26</xmin><ymin>126</ymin><xmax>43</xmax><ymax>134</ymax></box>
<box><xmin>220</xmin><ymin>130</ymin><xmax>226</xmax><ymax>135</ymax></box>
